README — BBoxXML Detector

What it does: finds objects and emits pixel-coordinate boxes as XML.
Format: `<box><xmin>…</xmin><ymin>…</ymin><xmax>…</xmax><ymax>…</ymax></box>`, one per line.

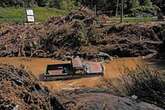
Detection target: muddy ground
<box><xmin>0</xmin><ymin>57</ymin><xmax>143</xmax><ymax>90</ymax></box>
<box><xmin>0</xmin><ymin>63</ymin><xmax>164</xmax><ymax>110</ymax></box>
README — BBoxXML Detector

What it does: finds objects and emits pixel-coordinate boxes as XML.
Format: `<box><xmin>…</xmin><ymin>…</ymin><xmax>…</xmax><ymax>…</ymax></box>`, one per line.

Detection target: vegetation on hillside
<box><xmin>122</xmin><ymin>66</ymin><xmax>165</xmax><ymax>109</ymax></box>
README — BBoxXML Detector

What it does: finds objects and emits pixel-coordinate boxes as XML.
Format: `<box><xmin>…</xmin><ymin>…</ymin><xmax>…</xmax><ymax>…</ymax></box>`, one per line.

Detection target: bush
<box><xmin>35</xmin><ymin>0</ymin><xmax>48</xmax><ymax>7</ymax></box>
<box><xmin>59</xmin><ymin>0</ymin><xmax>76</xmax><ymax>11</ymax></box>
<box><xmin>122</xmin><ymin>66</ymin><xmax>165</xmax><ymax>109</ymax></box>
<box><xmin>130</xmin><ymin>5</ymin><xmax>158</xmax><ymax>17</ymax></box>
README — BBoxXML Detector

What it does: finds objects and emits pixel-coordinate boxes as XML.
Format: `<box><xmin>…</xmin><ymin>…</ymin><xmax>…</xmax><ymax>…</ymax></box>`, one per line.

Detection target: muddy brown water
<box><xmin>0</xmin><ymin>57</ymin><xmax>164</xmax><ymax>90</ymax></box>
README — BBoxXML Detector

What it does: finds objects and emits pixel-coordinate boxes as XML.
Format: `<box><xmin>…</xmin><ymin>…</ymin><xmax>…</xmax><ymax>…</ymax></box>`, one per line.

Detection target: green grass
<box><xmin>109</xmin><ymin>16</ymin><xmax>156</xmax><ymax>24</ymax></box>
<box><xmin>0</xmin><ymin>7</ymin><xmax>156</xmax><ymax>24</ymax></box>
<box><xmin>0</xmin><ymin>7</ymin><xmax>68</xmax><ymax>23</ymax></box>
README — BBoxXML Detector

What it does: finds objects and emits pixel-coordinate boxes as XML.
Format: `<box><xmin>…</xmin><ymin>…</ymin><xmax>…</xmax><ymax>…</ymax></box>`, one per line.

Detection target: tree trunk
<box><xmin>120</xmin><ymin>0</ymin><xmax>124</xmax><ymax>23</ymax></box>
<box><xmin>116</xmin><ymin>0</ymin><xmax>119</xmax><ymax>16</ymax></box>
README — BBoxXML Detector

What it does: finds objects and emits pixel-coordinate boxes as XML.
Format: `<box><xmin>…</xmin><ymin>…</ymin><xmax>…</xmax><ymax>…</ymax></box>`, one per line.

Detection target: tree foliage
<box><xmin>130</xmin><ymin>0</ymin><xmax>158</xmax><ymax>17</ymax></box>
<box><xmin>0</xmin><ymin>0</ymin><xmax>165</xmax><ymax>15</ymax></box>
<box><xmin>144</xmin><ymin>0</ymin><xmax>152</xmax><ymax>7</ymax></box>
<box><xmin>131</xmin><ymin>0</ymin><xmax>140</xmax><ymax>9</ymax></box>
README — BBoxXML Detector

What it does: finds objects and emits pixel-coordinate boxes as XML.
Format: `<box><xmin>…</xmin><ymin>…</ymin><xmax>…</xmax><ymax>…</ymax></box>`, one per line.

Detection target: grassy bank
<box><xmin>109</xmin><ymin>16</ymin><xmax>156</xmax><ymax>24</ymax></box>
<box><xmin>0</xmin><ymin>7</ymin><xmax>68</xmax><ymax>23</ymax></box>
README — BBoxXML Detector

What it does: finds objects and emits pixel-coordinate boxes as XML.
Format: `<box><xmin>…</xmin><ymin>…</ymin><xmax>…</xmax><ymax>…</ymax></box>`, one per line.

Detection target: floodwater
<box><xmin>0</xmin><ymin>57</ymin><xmax>164</xmax><ymax>90</ymax></box>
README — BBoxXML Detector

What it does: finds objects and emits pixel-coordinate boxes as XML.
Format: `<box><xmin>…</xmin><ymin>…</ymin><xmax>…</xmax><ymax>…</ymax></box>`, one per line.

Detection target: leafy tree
<box><xmin>144</xmin><ymin>0</ymin><xmax>152</xmax><ymax>7</ymax></box>
<box><xmin>48</xmin><ymin>0</ymin><xmax>60</xmax><ymax>8</ymax></box>
<box><xmin>24</xmin><ymin>0</ymin><xmax>35</xmax><ymax>7</ymax></box>
<box><xmin>151</xmin><ymin>0</ymin><xmax>165</xmax><ymax>14</ymax></box>
<box><xmin>35</xmin><ymin>0</ymin><xmax>48</xmax><ymax>7</ymax></box>
<box><xmin>45</xmin><ymin>0</ymin><xmax>76</xmax><ymax>10</ymax></box>
<box><xmin>131</xmin><ymin>0</ymin><xmax>140</xmax><ymax>8</ymax></box>
<box><xmin>59</xmin><ymin>0</ymin><xmax>76</xmax><ymax>11</ymax></box>
<box><xmin>116</xmin><ymin>0</ymin><xmax>119</xmax><ymax>16</ymax></box>
<box><xmin>0</xmin><ymin>0</ymin><xmax>164</xmax><ymax>15</ymax></box>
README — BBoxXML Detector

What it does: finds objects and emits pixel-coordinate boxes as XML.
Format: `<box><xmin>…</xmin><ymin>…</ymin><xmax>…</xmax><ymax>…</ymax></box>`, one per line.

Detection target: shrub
<box><xmin>122</xmin><ymin>66</ymin><xmax>165</xmax><ymax>108</ymax></box>
<box><xmin>130</xmin><ymin>5</ymin><xmax>158</xmax><ymax>17</ymax></box>
<box><xmin>59</xmin><ymin>0</ymin><xmax>76</xmax><ymax>11</ymax></box>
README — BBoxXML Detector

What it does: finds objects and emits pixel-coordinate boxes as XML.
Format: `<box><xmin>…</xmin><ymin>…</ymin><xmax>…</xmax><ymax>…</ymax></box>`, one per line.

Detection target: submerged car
<box><xmin>42</xmin><ymin>56</ymin><xmax>104</xmax><ymax>81</ymax></box>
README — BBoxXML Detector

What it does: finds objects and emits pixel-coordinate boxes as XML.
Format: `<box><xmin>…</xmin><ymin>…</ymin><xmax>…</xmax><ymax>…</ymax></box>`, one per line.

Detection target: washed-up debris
<box><xmin>0</xmin><ymin>8</ymin><xmax>164</xmax><ymax>59</ymax></box>
<box><xmin>0</xmin><ymin>64</ymin><xmax>64</xmax><ymax>110</ymax></box>
<box><xmin>101</xmin><ymin>24</ymin><xmax>164</xmax><ymax>58</ymax></box>
<box><xmin>39</xmin><ymin>8</ymin><xmax>165</xmax><ymax>58</ymax></box>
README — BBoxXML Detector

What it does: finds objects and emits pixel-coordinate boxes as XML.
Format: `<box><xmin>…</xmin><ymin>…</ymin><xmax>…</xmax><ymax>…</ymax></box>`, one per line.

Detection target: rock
<box><xmin>131</xmin><ymin>95</ymin><xmax>138</xmax><ymax>100</ymax></box>
<box><xmin>56</xmin><ymin>90</ymin><xmax>164</xmax><ymax>110</ymax></box>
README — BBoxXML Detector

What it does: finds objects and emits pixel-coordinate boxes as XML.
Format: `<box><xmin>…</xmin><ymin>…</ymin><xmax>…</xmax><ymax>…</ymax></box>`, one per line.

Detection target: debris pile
<box><xmin>40</xmin><ymin>8</ymin><xmax>164</xmax><ymax>58</ymax></box>
<box><xmin>0</xmin><ymin>24</ymin><xmax>45</xmax><ymax>57</ymax></box>
<box><xmin>0</xmin><ymin>64</ymin><xmax>64</xmax><ymax>110</ymax></box>
<box><xmin>39</xmin><ymin>8</ymin><xmax>102</xmax><ymax>58</ymax></box>
<box><xmin>0</xmin><ymin>8</ymin><xmax>164</xmax><ymax>58</ymax></box>
<box><xmin>101</xmin><ymin>24</ymin><xmax>164</xmax><ymax>58</ymax></box>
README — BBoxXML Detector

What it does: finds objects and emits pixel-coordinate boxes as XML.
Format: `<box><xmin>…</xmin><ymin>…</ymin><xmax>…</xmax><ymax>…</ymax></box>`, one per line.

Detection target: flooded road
<box><xmin>0</xmin><ymin>57</ymin><xmax>164</xmax><ymax>90</ymax></box>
